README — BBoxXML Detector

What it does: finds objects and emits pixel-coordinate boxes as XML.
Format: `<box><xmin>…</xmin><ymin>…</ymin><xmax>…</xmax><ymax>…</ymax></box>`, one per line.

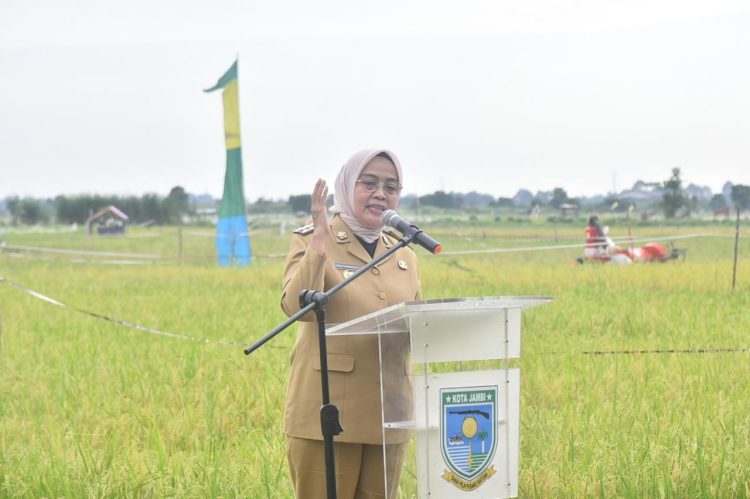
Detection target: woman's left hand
<box><xmin>310</xmin><ymin>178</ymin><xmax>331</xmax><ymax>256</ymax></box>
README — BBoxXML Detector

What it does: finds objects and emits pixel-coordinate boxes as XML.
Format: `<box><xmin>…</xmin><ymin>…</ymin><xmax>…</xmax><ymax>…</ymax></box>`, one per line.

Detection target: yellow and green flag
<box><xmin>204</xmin><ymin>59</ymin><xmax>251</xmax><ymax>266</ymax></box>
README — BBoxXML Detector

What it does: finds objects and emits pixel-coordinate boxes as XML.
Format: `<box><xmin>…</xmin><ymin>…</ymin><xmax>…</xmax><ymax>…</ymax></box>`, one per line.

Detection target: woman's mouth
<box><xmin>366</xmin><ymin>204</ymin><xmax>387</xmax><ymax>216</ymax></box>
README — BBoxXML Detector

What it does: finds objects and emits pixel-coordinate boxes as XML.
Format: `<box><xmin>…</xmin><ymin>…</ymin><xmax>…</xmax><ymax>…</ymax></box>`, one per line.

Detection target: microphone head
<box><xmin>381</xmin><ymin>209</ymin><xmax>398</xmax><ymax>227</ymax></box>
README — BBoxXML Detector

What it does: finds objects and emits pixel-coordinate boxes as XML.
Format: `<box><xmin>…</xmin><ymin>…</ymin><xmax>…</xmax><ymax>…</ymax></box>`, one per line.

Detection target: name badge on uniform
<box><xmin>335</xmin><ymin>262</ymin><xmax>359</xmax><ymax>278</ymax></box>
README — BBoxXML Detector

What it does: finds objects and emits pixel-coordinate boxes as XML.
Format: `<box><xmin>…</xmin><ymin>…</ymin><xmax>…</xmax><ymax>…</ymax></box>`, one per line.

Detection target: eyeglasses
<box><xmin>355</xmin><ymin>178</ymin><xmax>402</xmax><ymax>196</ymax></box>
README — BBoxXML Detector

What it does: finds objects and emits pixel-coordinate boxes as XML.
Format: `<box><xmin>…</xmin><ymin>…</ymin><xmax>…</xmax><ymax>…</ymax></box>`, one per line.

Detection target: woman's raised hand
<box><xmin>310</xmin><ymin>178</ymin><xmax>331</xmax><ymax>256</ymax></box>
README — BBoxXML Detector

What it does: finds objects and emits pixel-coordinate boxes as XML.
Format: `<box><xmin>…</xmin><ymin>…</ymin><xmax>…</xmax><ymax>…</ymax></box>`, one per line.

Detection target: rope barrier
<box><xmin>184</xmin><ymin>231</ymin><xmax>253</xmax><ymax>238</ymax></box>
<box><xmin>2</xmin><ymin>231</ymin><xmax>742</xmax><ymax>262</ymax></box>
<box><xmin>3</xmin><ymin>244</ymin><xmax>161</xmax><ymax>259</ymax></box>
<box><xmin>581</xmin><ymin>347</ymin><xmax>750</xmax><ymax>356</ymax></box>
<box><xmin>440</xmin><ymin>233</ymin><xmax>714</xmax><ymax>256</ymax></box>
<box><xmin>0</xmin><ymin>244</ymin><xmax>287</xmax><ymax>263</ymax></box>
<box><xmin>0</xmin><ymin>276</ymin><xmax>245</xmax><ymax>348</ymax></box>
<box><xmin>1</xmin><ymin>276</ymin><xmax>746</xmax><ymax>357</ymax></box>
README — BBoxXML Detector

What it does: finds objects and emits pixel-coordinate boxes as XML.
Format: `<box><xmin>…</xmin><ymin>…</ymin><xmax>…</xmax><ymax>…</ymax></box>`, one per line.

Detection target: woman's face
<box><xmin>353</xmin><ymin>156</ymin><xmax>400</xmax><ymax>229</ymax></box>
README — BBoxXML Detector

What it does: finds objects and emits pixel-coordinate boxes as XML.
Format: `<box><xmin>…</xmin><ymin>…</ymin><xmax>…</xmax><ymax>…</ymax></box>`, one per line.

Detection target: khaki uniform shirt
<box><xmin>281</xmin><ymin>214</ymin><xmax>421</xmax><ymax>444</ymax></box>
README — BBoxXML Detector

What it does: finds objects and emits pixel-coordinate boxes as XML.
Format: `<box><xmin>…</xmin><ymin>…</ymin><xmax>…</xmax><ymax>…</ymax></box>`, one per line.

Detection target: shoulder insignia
<box><xmin>382</xmin><ymin>230</ymin><xmax>416</xmax><ymax>255</ymax></box>
<box><xmin>382</xmin><ymin>229</ymin><xmax>400</xmax><ymax>241</ymax></box>
<box><xmin>293</xmin><ymin>223</ymin><xmax>314</xmax><ymax>235</ymax></box>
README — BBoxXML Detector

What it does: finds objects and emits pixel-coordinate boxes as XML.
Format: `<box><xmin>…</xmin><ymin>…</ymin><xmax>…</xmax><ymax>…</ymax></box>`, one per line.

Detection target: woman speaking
<box><xmin>281</xmin><ymin>149</ymin><xmax>422</xmax><ymax>498</ymax></box>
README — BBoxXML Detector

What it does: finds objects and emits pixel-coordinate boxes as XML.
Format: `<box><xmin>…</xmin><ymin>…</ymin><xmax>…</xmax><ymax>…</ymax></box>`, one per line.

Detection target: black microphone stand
<box><xmin>244</xmin><ymin>232</ymin><xmax>417</xmax><ymax>499</ymax></box>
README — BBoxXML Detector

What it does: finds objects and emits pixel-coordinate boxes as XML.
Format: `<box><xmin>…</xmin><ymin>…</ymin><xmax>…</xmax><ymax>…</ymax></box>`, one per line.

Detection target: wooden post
<box><xmin>627</xmin><ymin>204</ymin><xmax>634</xmax><ymax>252</ymax></box>
<box><xmin>732</xmin><ymin>204</ymin><xmax>740</xmax><ymax>292</ymax></box>
<box><xmin>178</xmin><ymin>228</ymin><xmax>183</xmax><ymax>265</ymax></box>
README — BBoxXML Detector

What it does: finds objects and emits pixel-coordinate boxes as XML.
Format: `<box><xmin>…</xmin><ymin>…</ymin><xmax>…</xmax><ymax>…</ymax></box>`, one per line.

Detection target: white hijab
<box><xmin>331</xmin><ymin>149</ymin><xmax>403</xmax><ymax>243</ymax></box>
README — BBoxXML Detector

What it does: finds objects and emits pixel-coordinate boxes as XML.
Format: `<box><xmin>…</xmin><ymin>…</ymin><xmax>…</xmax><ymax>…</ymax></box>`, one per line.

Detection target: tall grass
<box><xmin>1</xmin><ymin>224</ymin><xmax>749</xmax><ymax>497</ymax></box>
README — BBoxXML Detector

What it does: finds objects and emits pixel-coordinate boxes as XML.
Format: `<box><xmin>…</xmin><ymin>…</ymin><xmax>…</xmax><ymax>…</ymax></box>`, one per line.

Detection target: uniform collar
<box><xmin>331</xmin><ymin>215</ymin><xmax>395</xmax><ymax>264</ymax></box>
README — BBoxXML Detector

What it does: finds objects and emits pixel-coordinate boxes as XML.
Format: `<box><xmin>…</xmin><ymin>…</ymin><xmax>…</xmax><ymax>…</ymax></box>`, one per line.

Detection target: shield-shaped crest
<box><xmin>440</xmin><ymin>386</ymin><xmax>498</xmax><ymax>490</ymax></box>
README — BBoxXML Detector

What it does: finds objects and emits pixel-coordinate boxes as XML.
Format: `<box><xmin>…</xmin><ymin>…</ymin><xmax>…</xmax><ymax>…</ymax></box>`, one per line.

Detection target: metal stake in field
<box><xmin>627</xmin><ymin>204</ymin><xmax>635</xmax><ymax>253</ymax></box>
<box><xmin>732</xmin><ymin>203</ymin><xmax>741</xmax><ymax>291</ymax></box>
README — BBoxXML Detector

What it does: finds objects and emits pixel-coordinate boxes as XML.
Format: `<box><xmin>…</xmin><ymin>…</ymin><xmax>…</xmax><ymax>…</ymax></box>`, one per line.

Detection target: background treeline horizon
<box><xmin>2</xmin><ymin>168</ymin><xmax>749</xmax><ymax>226</ymax></box>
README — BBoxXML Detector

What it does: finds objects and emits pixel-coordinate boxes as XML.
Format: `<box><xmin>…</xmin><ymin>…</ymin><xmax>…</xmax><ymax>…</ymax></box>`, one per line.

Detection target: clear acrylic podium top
<box><xmin>327</xmin><ymin>296</ymin><xmax>552</xmax><ymax>363</ymax></box>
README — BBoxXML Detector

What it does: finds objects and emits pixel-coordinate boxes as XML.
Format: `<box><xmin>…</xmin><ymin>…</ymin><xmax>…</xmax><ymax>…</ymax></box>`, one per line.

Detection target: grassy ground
<box><xmin>1</xmin><ymin>224</ymin><xmax>749</xmax><ymax>497</ymax></box>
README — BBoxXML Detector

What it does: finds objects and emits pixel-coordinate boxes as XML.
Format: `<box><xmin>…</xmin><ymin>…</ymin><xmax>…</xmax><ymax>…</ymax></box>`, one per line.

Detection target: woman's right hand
<box><xmin>310</xmin><ymin>178</ymin><xmax>331</xmax><ymax>256</ymax></box>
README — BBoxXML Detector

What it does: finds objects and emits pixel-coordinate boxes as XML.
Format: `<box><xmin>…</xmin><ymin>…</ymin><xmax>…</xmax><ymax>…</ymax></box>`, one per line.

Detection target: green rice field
<box><xmin>1</xmin><ymin>221</ymin><xmax>749</xmax><ymax>497</ymax></box>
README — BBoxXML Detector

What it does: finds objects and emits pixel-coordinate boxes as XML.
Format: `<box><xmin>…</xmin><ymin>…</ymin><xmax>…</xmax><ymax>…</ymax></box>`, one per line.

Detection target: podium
<box><xmin>327</xmin><ymin>296</ymin><xmax>552</xmax><ymax>498</ymax></box>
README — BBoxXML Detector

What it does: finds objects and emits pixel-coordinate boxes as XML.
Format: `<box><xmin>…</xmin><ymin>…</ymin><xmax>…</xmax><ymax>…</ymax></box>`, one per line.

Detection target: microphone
<box><xmin>382</xmin><ymin>210</ymin><xmax>442</xmax><ymax>254</ymax></box>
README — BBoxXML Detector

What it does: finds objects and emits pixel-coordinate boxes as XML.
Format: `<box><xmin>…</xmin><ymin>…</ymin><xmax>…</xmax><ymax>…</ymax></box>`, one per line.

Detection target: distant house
<box><xmin>193</xmin><ymin>207</ymin><xmax>218</xmax><ymax>225</ymax></box>
<box><xmin>86</xmin><ymin>205</ymin><xmax>129</xmax><ymax>235</ymax></box>
<box><xmin>559</xmin><ymin>203</ymin><xmax>579</xmax><ymax>217</ymax></box>
<box><xmin>714</xmin><ymin>207</ymin><xmax>730</xmax><ymax>218</ymax></box>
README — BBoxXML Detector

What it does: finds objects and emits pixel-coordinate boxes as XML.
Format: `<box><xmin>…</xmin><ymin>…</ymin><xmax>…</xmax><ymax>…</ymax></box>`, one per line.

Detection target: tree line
<box><xmin>3</xmin><ymin>187</ymin><xmax>189</xmax><ymax>226</ymax></box>
<box><xmin>283</xmin><ymin>171</ymin><xmax>750</xmax><ymax>219</ymax></box>
<box><xmin>3</xmin><ymin>172</ymin><xmax>749</xmax><ymax>226</ymax></box>
<box><xmin>660</xmin><ymin>168</ymin><xmax>749</xmax><ymax>218</ymax></box>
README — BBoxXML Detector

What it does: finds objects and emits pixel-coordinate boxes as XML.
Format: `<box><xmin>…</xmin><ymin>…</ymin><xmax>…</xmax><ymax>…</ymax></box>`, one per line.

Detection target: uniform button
<box><xmin>377</xmin><ymin>292</ymin><xmax>386</xmax><ymax>300</ymax></box>
<box><xmin>372</xmin><ymin>268</ymin><xmax>380</xmax><ymax>275</ymax></box>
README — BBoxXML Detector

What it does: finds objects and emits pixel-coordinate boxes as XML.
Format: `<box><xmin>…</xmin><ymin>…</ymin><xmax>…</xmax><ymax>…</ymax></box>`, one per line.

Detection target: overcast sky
<box><xmin>1</xmin><ymin>0</ymin><xmax>749</xmax><ymax>202</ymax></box>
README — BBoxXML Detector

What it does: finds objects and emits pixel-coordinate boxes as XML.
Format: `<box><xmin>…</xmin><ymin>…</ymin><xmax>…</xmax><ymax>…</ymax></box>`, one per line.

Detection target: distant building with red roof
<box><xmin>85</xmin><ymin>205</ymin><xmax>129</xmax><ymax>235</ymax></box>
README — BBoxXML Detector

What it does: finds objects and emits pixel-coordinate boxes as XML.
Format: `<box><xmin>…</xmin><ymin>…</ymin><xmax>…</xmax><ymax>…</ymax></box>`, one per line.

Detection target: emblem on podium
<box><xmin>440</xmin><ymin>386</ymin><xmax>498</xmax><ymax>491</ymax></box>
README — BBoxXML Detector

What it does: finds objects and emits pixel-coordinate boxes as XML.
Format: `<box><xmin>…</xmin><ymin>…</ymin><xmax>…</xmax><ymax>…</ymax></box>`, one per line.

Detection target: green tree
<box><xmin>54</xmin><ymin>193</ymin><xmax>180</xmax><ymax>225</ymax></box>
<box><xmin>661</xmin><ymin>167</ymin><xmax>688</xmax><ymax>218</ymax></box>
<box><xmin>550</xmin><ymin>188</ymin><xmax>569</xmax><ymax>209</ymax></box>
<box><xmin>249</xmin><ymin>197</ymin><xmax>289</xmax><ymax>215</ymax></box>
<box><xmin>7</xmin><ymin>197</ymin><xmax>47</xmax><ymax>225</ymax></box>
<box><xmin>419</xmin><ymin>191</ymin><xmax>462</xmax><ymax>209</ymax></box>
<box><xmin>731</xmin><ymin>184</ymin><xmax>750</xmax><ymax>211</ymax></box>
<box><xmin>55</xmin><ymin>196</ymin><xmax>78</xmax><ymax>224</ymax></box>
<box><xmin>709</xmin><ymin>193</ymin><xmax>727</xmax><ymax>211</ymax></box>
<box><xmin>493</xmin><ymin>197</ymin><xmax>514</xmax><ymax>208</ymax></box>
<box><xmin>141</xmin><ymin>194</ymin><xmax>164</xmax><ymax>224</ymax></box>
<box><xmin>288</xmin><ymin>194</ymin><xmax>313</xmax><ymax>214</ymax></box>
<box><xmin>163</xmin><ymin>186</ymin><xmax>190</xmax><ymax>224</ymax></box>
<box><xmin>6</xmin><ymin>197</ymin><xmax>20</xmax><ymax>224</ymax></box>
